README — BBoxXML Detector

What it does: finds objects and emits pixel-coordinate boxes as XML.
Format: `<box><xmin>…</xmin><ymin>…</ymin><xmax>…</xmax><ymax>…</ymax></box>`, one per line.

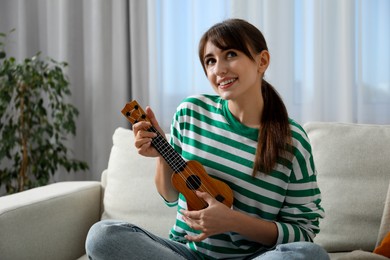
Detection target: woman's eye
<box><xmin>226</xmin><ymin>51</ymin><xmax>237</xmax><ymax>58</ymax></box>
<box><xmin>205</xmin><ymin>58</ymin><xmax>216</xmax><ymax>66</ymax></box>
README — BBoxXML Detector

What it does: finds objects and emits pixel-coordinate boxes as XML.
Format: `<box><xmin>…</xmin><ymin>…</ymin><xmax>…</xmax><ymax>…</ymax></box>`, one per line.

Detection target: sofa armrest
<box><xmin>0</xmin><ymin>181</ymin><xmax>101</xmax><ymax>260</ymax></box>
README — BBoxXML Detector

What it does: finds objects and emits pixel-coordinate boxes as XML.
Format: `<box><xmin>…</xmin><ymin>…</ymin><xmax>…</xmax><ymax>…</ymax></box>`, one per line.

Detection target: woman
<box><xmin>86</xmin><ymin>18</ymin><xmax>329</xmax><ymax>260</ymax></box>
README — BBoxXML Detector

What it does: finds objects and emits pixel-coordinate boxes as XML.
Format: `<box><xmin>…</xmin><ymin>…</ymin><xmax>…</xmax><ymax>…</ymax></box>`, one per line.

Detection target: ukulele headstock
<box><xmin>121</xmin><ymin>100</ymin><xmax>150</xmax><ymax>125</ymax></box>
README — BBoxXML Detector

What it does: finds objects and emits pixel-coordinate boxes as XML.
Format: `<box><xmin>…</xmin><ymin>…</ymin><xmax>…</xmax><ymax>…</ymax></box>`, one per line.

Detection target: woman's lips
<box><xmin>218</xmin><ymin>78</ymin><xmax>237</xmax><ymax>89</ymax></box>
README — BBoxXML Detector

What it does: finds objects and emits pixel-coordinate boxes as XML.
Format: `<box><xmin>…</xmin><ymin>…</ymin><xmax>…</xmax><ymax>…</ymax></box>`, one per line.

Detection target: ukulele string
<box><xmin>149</xmin><ymin>127</ymin><xmax>213</xmax><ymax>196</ymax></box>
<box><xmin>129</xmin><ymin>106</ymin><xmax>212</xmax><ymax>208</ymax></box>
<box><xmin>149</xmin><ymin>127</ymin><xmax>211</xmax><ymax>208</ymax></box>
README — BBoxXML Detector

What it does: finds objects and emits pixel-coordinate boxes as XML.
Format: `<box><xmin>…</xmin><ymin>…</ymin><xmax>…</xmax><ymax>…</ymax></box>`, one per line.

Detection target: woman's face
<box><xmin>202</xmin><ymin>41</ymin><xmax>266</xmax><ymax>102</ymax></box>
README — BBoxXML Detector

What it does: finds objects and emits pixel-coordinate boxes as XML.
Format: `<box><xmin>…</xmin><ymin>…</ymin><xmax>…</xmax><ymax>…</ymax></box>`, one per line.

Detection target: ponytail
<box><xmin>252</xmin><ymin>79</ymin><xmax>292</xmax><ymax>176</ymax></box>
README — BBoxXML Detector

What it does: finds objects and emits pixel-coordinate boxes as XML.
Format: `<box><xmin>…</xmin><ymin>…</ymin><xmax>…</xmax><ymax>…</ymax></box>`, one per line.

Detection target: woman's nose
<box><xmin>213</xmin><ymin>60</ymin><xmax>228</xmax><ymax>76</ymax></box>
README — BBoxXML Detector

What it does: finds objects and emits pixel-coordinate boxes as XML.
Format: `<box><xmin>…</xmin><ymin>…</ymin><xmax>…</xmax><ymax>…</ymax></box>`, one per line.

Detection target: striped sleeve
<box><xmin>275</xmin><ymin>121</ymin><xmax>325</xmax><ymax>244</ymax></box>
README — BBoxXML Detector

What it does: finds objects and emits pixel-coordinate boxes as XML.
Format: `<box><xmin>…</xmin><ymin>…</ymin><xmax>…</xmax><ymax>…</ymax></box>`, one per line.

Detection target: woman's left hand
<box><xmin>180</xmin><ymin>191</ymin><xmax>233</xmax><ymax>242</ymax></box>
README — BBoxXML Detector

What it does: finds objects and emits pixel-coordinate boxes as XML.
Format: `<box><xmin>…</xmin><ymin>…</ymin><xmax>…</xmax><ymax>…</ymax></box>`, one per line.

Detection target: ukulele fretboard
<box><xmin>147</xmin><ymin>126</ymin><xmax>187</xmax><ymax>173</ymax></box>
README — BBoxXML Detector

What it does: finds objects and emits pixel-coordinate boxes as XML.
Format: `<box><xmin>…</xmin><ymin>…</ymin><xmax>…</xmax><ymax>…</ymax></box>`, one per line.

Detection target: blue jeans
<box><xmin>86</xmin><ymin>220</ymin><xmax>330</xmax><ymax>260</ymax></box>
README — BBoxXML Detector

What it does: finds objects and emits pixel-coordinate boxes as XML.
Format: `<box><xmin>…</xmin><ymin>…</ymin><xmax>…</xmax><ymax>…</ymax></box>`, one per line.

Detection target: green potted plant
<box><xmin>0</xmin><ymin>30</ymin><xmax>88</xmax><ymax>194</ymax></box>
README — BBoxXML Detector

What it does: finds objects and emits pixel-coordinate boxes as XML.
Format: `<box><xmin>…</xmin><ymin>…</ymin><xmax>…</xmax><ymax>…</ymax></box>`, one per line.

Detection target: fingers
<box><xmin>132</xmin><ymin>106</ymin><xmax>164</xmax><ymax>137</ymax></box>
<box><xmin>195</xmin><ymin>190</ymin><xmax>214</xmax><ymax>204</ymax></box>
<box><xmin>145</xmin><ymin>106</ymin><xmax>158</xmax><ymax>126</ymax></box>
<box><xmin>182</xmin><ymin>214</ymin><xmax>210</xmax><ymax>242</ymax></box>
<box><xmin>181</xmin><ymin>209</ymin><xmax>202</xmax><ymax>231</ymax></box>
<box><xmin>133</xmin><ymin>121</ymin><xmax>154</xmax><ymax>139</ymax></box>
<box><xmin>180</xmin><ymin>191</ymin><xmax>231</xmax><ymax>242</ymax></box>
<box><xmin>181</xmin><ymin>207</ymin><xmax>209</xmax><ymax>241</ymax></box>
<box><xmin>181</xmin><ymin>209</ymin><xmax>201</xmax><ymax>221</ymax></box>
<box><xmin>135</xmin><ymin>131</ymin><xmax>156</xmax><ymax>149</ymax></box>
<box><xmin>132</xmin><ymin>120</ymin><xmax>158</xmax><ymax>156</ymax></box>
<box><xmin>132</xmin><ymin>120</ymin><xmax>152</xmax><ymax>136</ymax></box>
<box><xmin>131</xmin><ymin>105</ymin><xmax>167</xmax><ymax>158</ymax></box>
<box><xmin>132</xmin><ymin>106</ymin><xmax>159</xmax><ymax>141</ymax></box>
<box><xmin>182</xmin><ymin>215</ymin><xmax>202</xmax><ymax>230</ymax></box>
<box><xmin>180</xmin><ymin>191</ymin><xmax>217</xmax><ymax>221</ymax></box>
<box><xmin>145</xmin><ymin>106</ymin><xmax>165</xmax><ymax>136</ymax></box>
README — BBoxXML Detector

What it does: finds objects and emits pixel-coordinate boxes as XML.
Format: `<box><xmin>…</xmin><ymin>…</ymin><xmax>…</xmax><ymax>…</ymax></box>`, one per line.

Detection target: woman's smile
<box><xmin>218</xmin><ymin>77</ymin><xmax>237</xmax><ymax>89</ymax></box>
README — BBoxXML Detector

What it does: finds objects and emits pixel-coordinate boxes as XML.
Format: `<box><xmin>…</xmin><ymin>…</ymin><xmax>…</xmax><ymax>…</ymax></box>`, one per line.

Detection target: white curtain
<box><xmin>145</xmin><ymin>0</ymin><xmax>390</xmax><ymax>131</ymax></box>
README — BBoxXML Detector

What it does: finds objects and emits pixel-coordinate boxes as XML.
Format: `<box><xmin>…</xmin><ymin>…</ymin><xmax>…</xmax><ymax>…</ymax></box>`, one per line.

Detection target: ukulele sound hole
<box><xmin>215</xmin><ymin>194</ymin><xmax>225</xmax><ymax>203</ymax></box>
<box><xmin>186</xmin><ymin>175</ymin><xmax>201</xmax><ymax>190</ymax></box>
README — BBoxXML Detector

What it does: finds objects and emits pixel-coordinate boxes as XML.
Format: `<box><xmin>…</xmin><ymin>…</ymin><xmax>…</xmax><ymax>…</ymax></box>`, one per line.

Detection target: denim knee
<box><xmin>276</xmin><ymin>242</ymin><xmax>329</xmax><ymax>260</ymax></box>
<box><xmin>85</xmin><ymin>221</ymin><xmax>107</xmax><ymax>256</ymax></box>
<box><xmin>85</xmin><ymin>220</ymin><xmax>125</xmax><ymax>257</ymax></box>
<box><xmin>256</xmin><ymin>241</ymin><xmax>329</xmax><ymax>260</ymax></box>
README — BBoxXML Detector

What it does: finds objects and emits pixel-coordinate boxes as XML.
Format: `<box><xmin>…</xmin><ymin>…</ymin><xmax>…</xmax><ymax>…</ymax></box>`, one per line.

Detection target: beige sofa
<box><xmin>1</xmin><ymin>122</ymin><xmax>389</xmax><ymax>260</ymax></box>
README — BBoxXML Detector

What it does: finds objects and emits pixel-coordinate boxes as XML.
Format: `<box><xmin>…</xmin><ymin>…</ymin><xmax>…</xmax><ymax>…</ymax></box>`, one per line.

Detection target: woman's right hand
<box><xmin>132</xmin><ymin>106</ymin><xmax>165</xmax><ymax>158</ymax></box>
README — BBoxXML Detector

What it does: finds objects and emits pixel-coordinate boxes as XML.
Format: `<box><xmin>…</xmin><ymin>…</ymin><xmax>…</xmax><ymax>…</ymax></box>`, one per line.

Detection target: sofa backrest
<box><xmin>304</xmin><ymin>122</ymin><xmax>390</xmax><ymax>252</ymax></box>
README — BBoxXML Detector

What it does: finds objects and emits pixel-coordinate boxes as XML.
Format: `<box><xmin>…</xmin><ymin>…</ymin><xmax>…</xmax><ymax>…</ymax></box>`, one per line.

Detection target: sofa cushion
<box><xmin>304</xmin><ymin>122</ymin><xmax>390</xmax><ymax>252</ymax></box>
<box><xmin>101</xmin><ymin>127</ymin><xmax>176</xmax><ymax>237</ymax></box>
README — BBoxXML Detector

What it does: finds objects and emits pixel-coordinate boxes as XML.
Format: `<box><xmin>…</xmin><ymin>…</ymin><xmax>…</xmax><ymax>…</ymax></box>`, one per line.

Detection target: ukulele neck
<box><xmin>147</xmin><ymin>126</ymin><xmax>186</xmax><ymax>173</ymax></box>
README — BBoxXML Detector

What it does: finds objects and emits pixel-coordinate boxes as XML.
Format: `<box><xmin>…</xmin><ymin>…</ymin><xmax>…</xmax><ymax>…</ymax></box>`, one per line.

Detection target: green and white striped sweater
<box><xmin>166</xmin><ymin>94</ymin><xmax>324</xmax><ymax>259</ymax></box>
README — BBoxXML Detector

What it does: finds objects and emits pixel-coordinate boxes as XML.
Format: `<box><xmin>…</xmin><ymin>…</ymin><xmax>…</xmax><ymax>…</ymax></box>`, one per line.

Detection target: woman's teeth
<box><xmin>219</xmin><ymin>78</ymin><xmax>236</xmax><ymax>86</ymax></box>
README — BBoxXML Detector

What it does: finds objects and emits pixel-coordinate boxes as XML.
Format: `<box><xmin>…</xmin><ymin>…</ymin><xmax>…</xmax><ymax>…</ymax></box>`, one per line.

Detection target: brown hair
<box><xmin>198</xmin><ymin>18</ymin><xmax>292</xmax><ymax>176</ymax></box>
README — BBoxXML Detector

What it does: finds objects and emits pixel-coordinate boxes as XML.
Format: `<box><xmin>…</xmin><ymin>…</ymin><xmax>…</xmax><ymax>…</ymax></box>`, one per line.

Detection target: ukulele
<box><xmin>121</xmin><ymin>100</ymin><xmax>234</xmax><ymax>211</ymax></box>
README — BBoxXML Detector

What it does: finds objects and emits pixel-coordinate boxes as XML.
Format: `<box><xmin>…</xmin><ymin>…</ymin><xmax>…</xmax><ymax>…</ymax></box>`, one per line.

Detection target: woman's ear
<box><xmin>257</xmin><ymin>50</ymin><xmax>270</xmax><ymax>74</ymax></box>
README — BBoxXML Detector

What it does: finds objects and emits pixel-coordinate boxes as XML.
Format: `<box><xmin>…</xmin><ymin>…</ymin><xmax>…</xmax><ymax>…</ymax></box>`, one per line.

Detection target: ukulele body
<box><xmin>171</xmin><ymin>160</ymin><xmax>234</xmax><ymax>211</ymax></box>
